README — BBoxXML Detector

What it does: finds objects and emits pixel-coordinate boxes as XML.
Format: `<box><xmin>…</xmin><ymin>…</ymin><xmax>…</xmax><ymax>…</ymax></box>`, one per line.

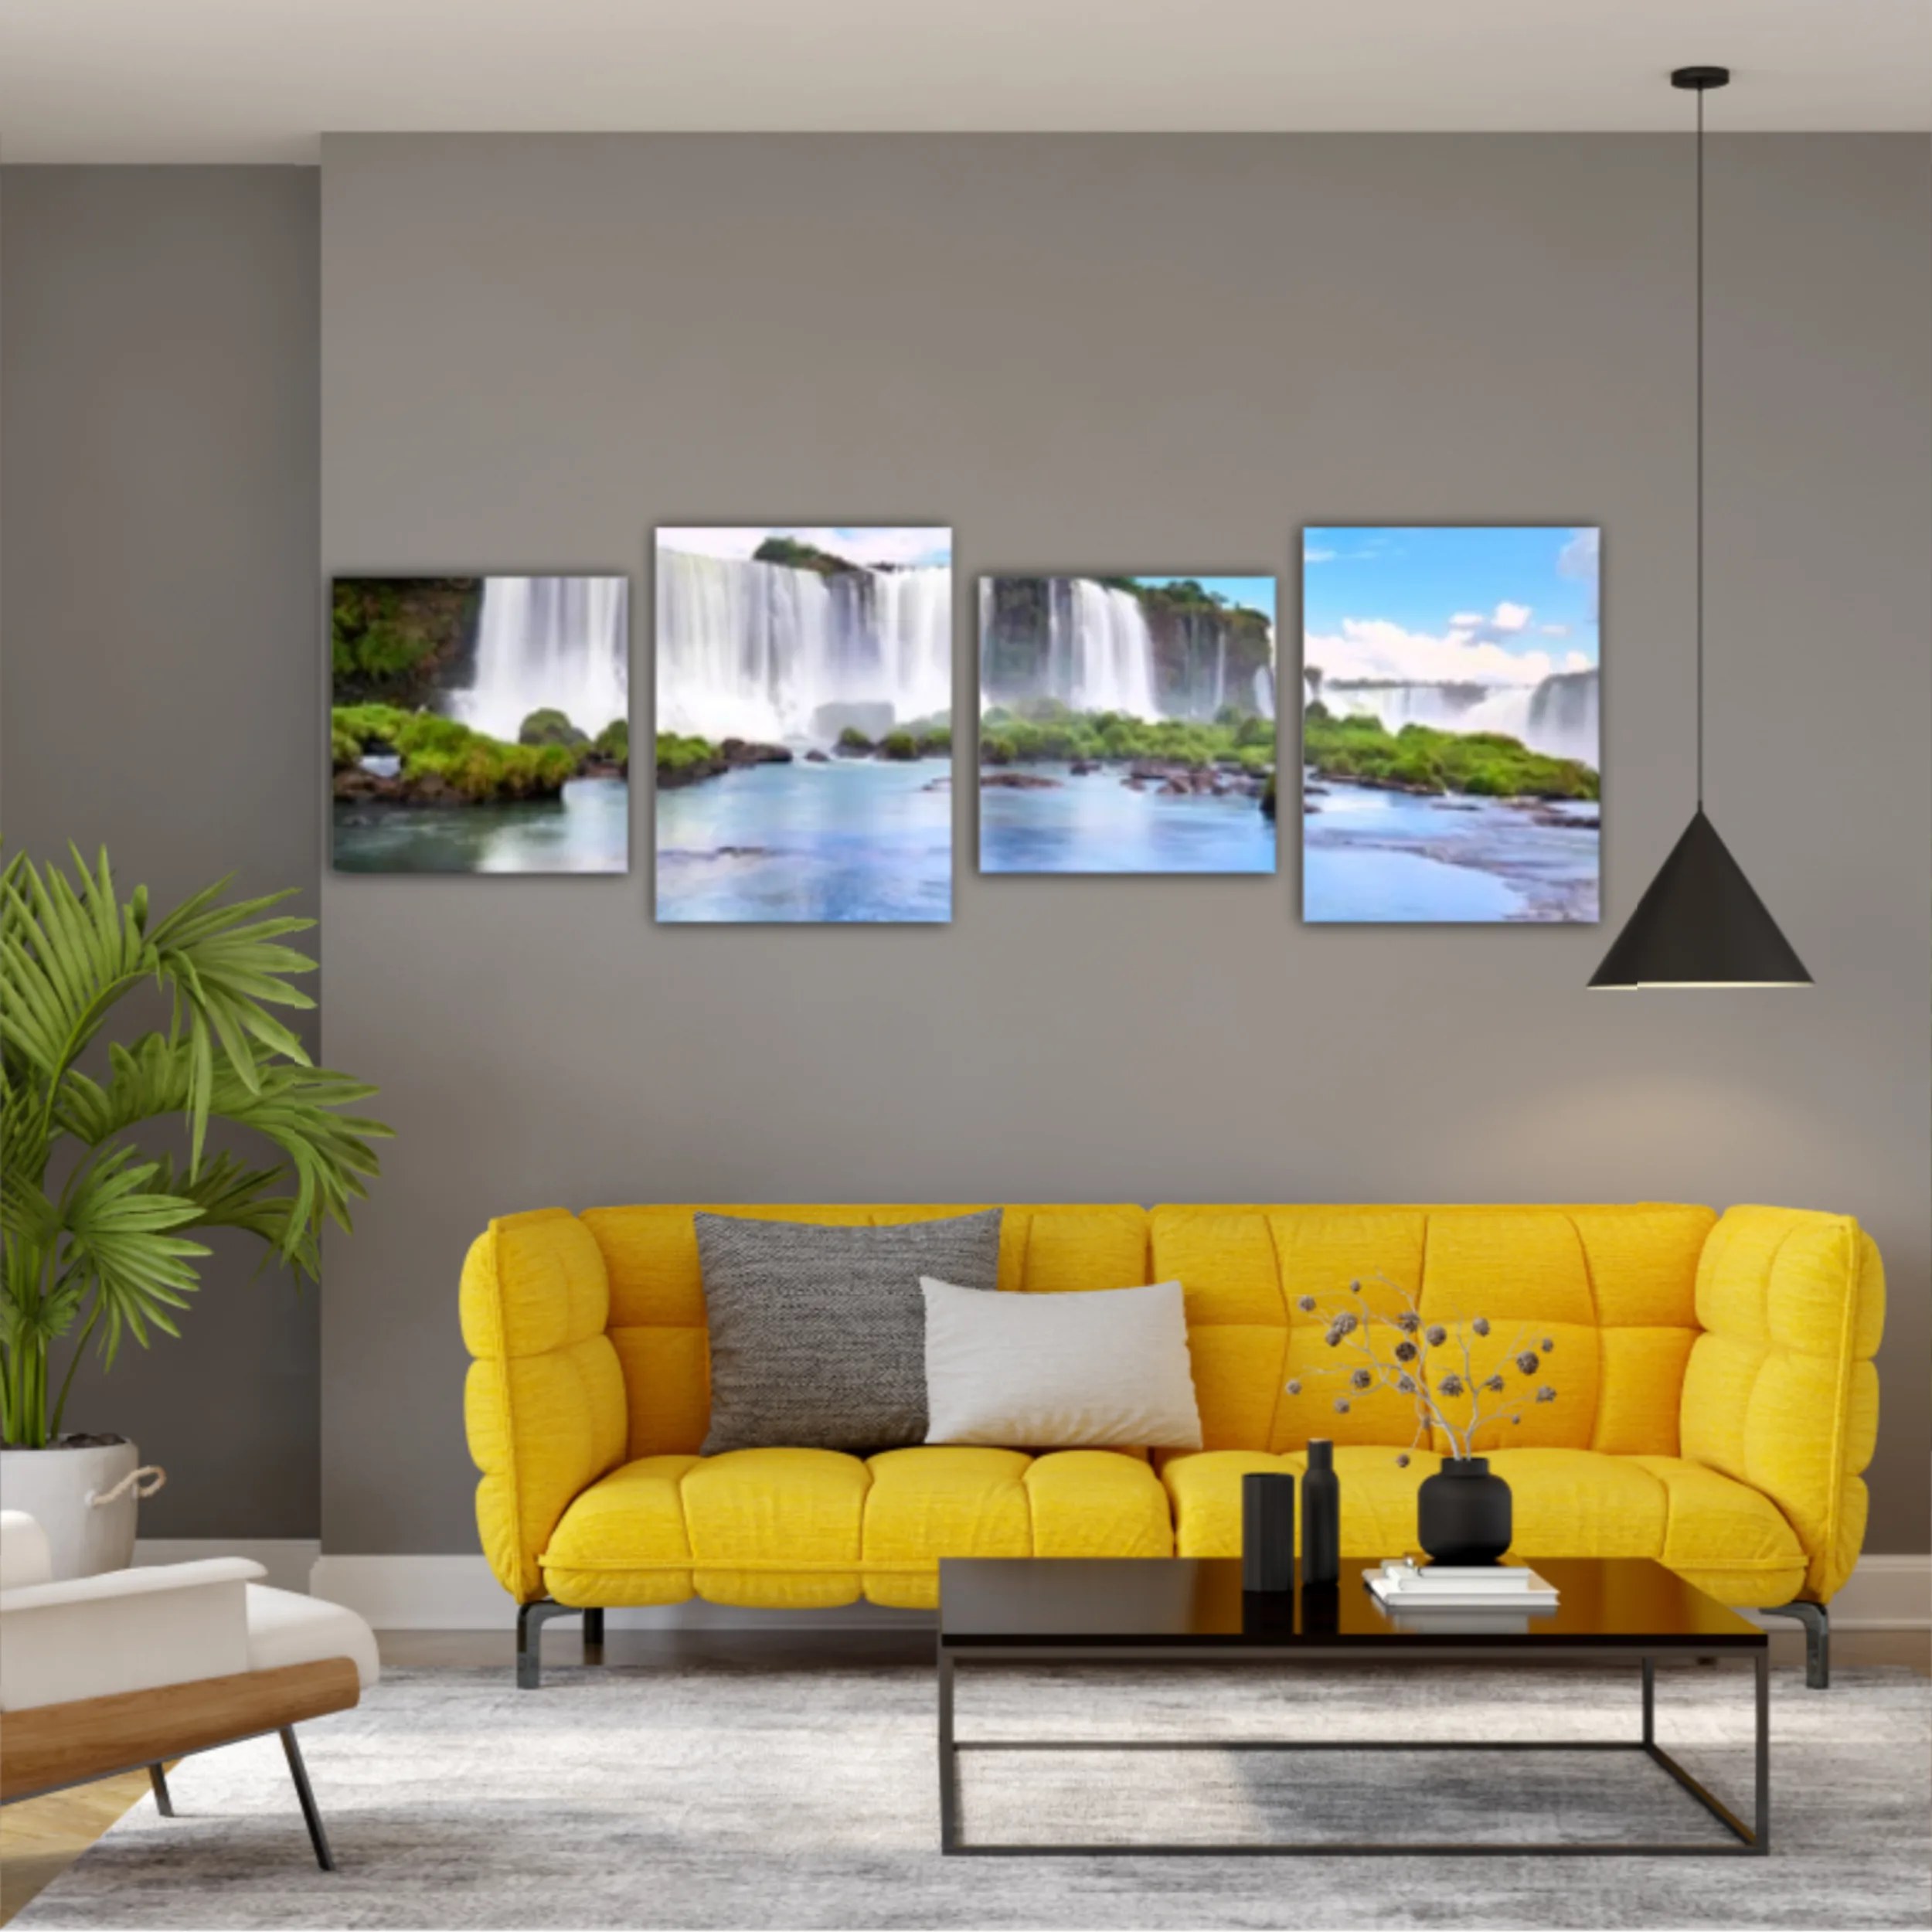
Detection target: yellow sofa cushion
<box><xmin>1158</xmin><ymin>1443</ymin><xmax>1804</xmax><ymax>1606</ymax></box>
<box><xmin>1149</xmin><ymin>1205</ymin><xmax>1712</xmax><ymax>1459</ymax></box>
<box><xmin>1681</xmin><ymin>1206</ymin><xmax>1883</xmax><ymax>1600</ymax></box>
<box><xmin>580</xmin><ymin>1204</ymin><xmax>1151</xmax><ymax>1461</ymax></box>
<box><xmin>541</xmin><ymin>1444</ymin><xmax>1173</xmax><ymax>1611</ymax></box>
<box><xmin>461</xmin><ymin>1209</ymin><xmax>629</xmax><ymax>1602</ymax></box>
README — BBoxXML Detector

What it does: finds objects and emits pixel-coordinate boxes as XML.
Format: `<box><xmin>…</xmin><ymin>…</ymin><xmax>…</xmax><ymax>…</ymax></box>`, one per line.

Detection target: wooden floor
<box><xmin>4</xmin><ymin>1628</ymin><xmax>1924</xmax><ymax>1924</ymax></box>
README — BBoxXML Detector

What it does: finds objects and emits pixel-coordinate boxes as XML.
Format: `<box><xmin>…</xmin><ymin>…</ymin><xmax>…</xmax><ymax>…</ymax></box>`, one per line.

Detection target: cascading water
<box><xmin>1045</xmin><ymin>579</ymin><xmax>1160</xmax><ymax>717</ymax></box>
<box><xmin>449</xmin><ymin>576</ymin><xmax>629</xmax><ymax>745</ymax></box>
<box><xmin>656</xmin><ymin>548</ymin><xmax>951</xmax><ymax>743</ymax></box>
<box><xmin>1315</xmin><ymin>668</ymin><xmax>1599</xmax><ymax>769</ymax></box>
<box><xmin>1254</xmin><ymin>667</ymin><xmax>1276</xmax><ymax>720</ymax></box>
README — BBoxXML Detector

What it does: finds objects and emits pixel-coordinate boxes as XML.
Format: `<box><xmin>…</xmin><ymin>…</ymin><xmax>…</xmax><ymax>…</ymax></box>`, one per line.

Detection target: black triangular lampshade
<box><xmin>1590</xmin><ymin>809</ymin><xmax>1811</xmax><ymax>988</ymax></box>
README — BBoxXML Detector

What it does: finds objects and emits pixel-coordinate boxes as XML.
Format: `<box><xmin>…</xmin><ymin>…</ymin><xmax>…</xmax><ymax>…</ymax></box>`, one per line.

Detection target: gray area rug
<box><xmin>20</xmin><ymin>1662</ymin><xmax>1930</xmax><ymax>1929</ymax></box>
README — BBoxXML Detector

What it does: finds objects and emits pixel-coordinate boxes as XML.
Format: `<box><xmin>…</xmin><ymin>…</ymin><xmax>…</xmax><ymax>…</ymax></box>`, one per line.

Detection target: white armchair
<box><xmin>0</xmin><ymin>1511</ymin><xmax>379</xmax><ymax>1868</ymax></box>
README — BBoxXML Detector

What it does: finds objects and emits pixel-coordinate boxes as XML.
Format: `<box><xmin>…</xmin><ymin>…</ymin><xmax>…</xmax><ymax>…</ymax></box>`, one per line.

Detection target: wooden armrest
<box><xmin>1</xmin><ymin>1655</ymin><xmax>361</xmax><ymax>1803</ymax></box>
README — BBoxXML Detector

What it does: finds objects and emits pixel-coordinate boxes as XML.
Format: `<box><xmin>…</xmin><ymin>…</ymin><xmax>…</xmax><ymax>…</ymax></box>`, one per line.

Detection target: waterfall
<box><xmin>1321</xmin><ymin>668</ymin><xmax>1600</xmax><ymax>769</ymax></box>
<box><xmin>1254</xmin><ymin>666</ymin><xmax>1276</xmax><ymax>720</ymax></box>
<box><xmin>450</xmin><ymin>576</ymin><xmax>629</xmax><ymax>744</ymax></box>
<box><xmin>1044</xmin><ymin>579</ymin><xmax>1159</xmax><ymax>717</ymax></box>
<box><xmin>656</xmin><ymin>548</ymin><xmax>951</xmax><ymax>743</ymax></box>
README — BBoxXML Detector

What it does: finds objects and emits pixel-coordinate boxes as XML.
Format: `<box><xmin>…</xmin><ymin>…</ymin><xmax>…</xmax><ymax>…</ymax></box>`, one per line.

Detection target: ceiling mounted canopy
<box><xmin>1589</xmin><ymin>65</ymin><xmax>1811</xmax><ymax>990</ymax></box>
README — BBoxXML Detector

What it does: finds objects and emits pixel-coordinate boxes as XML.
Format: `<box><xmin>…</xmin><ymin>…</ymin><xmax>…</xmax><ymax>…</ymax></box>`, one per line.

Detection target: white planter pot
<box><xmin>0</xmin><ymin>1438</ymin><xmax>142</xmax><ymax>1580</ymax></box>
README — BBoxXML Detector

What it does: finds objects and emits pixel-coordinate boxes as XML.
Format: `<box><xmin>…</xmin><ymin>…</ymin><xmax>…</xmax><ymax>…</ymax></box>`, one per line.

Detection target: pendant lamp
<box><xmin>1590</xmin><ymin>66</ymin><xmax>1811</xmax><ymax>989</ymax></box>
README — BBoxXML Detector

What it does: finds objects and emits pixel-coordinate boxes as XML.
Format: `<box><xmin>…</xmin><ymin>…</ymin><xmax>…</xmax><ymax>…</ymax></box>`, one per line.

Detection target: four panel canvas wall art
<box><xmin>1301</xmin><ymin>527</ymin><xmax>1601</xmax><ymax>923</ymax></box>
<box><xmin>328</xmin><ymin>526</ymin><xmax>1607</xmax><ymax>917</ymax></box>
<box><xmin>331</xmin><ymin>575</ymin><xmax>630</xmax><ymax>874</ymax></box>
<box><xmin>978</xmin><ymin>575</ymin><xmax>1278</xmax><ymax>874</ymax></box>
<box><xmin>653</xmin><ymin>527</ymin><xmax>954</xmax><ymax>923</ymax></box>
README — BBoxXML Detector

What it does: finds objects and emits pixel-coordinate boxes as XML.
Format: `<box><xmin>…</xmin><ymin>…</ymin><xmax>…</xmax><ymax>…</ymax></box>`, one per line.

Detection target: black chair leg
<box><xmin>148</xmin><ymin>1764</ymin><xmax>175</xmax><ymax>1817</ymax></box>
<box><xmin>516</xmin><ymin>1599</ymin><xmax>601</xmax><ymax>1688</ymax></box>
<box><xmin>1762</xmin><ymin>1599</ymin><xmax>1830</xmax><ymax>1688</ymax></box>
<box><xmin>279</xmin><ymin>1726</ymin><xmax>336</xmax><ymax>1870</ymax></box>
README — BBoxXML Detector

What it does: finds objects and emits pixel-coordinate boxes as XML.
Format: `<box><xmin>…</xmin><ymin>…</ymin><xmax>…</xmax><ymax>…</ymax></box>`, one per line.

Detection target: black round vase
<box><xmin>1417</xmin><ymin>1456</ymin><xmax>1512</xmax><ymax>1564</ymax></box>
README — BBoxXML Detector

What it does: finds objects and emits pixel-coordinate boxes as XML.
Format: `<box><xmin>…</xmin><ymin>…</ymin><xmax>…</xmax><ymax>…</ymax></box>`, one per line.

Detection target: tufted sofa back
<box><xmin>1151</xmin><ymin>1203</ymin><xmax>1718</xmax><ymax>1458</ymax></box>
<box><xmin>579</xmin><ymin>1203</ymin><xmax>1148</xmax><ymax>1459</ymax></box>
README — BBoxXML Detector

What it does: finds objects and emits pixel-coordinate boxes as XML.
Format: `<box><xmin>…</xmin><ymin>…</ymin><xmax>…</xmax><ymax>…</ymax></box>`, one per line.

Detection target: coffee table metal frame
<box><xmin>937</xmin><ymin>1634</ymin><xmax>1770</xmax><ymax>1858</ymax></box>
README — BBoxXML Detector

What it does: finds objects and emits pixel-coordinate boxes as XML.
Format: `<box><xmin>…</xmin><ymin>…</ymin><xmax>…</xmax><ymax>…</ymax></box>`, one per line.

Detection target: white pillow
<box><xmin>920</xmin><ymin>1276</ymin><xmax>1204</xmax><ymax>1451</ymax></box>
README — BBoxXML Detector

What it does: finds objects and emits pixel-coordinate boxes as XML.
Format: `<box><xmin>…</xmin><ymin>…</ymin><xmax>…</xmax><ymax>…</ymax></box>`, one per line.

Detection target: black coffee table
<box><xmin>937</xmin><ymin>1556</ymin><xmax>1767</xmax><ymax>1856</ymax></box>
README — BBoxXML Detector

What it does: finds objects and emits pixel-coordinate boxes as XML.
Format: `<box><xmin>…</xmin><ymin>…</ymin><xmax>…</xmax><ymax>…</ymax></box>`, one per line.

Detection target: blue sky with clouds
<box><xmin>1302</xmin><ymin>526</ymin><xmax>1599</xmax><ymax>686</ymax></box>
<box><xmin>658</xmin><ymin>526</ymin><xmax>951</xmax><ymax>569</ymax></box>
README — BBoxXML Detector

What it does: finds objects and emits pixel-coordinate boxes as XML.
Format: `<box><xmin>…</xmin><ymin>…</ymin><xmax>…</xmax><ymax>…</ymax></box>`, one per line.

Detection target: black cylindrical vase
<box><xmin>1242</xmin><ymin>1471</ymin><xmax>1295</xmax><ymax>1594</ymax></box>
<box><xmin>1417</xmin><ymin>1456</ymin><xmax>1512</xmax><ymax>1564</ymax></box>
<box><xmin>1301</xmin><ymin>1439</ymin><xmax>1340</xmax><ymax>1586</ymax></box>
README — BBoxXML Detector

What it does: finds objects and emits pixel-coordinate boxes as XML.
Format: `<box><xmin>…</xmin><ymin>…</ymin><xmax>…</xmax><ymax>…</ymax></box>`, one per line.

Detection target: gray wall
<box><xmin>1</xmin><ymin>168</ymin><xmax>322</xmax><ymax>1537</ymax></box>
<box><xmin>320</xmin><ymin>134</ymin><xmax>1930</xmax><ymax>1559</ymax></box>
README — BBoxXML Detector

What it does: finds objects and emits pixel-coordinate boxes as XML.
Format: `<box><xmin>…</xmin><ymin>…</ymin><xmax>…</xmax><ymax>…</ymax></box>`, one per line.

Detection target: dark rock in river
<box><xmin>720</xmin><ymin>738</ymin><xmax>793</xmax><ymax>768</ymax></box>
<box><xmin>804</xmin><ymin>750</ymin><xmax>830</xmax><ymax>764</ymax></box>
<box><xmin>1070</xmin><ymin>759</ymin><xmax>1100</xmax><ymax>776</ymax></box>
<box><xmin>982</xmin><ymin>771</ymin><xmax>1063</xmax><ymax>790</ymax></box>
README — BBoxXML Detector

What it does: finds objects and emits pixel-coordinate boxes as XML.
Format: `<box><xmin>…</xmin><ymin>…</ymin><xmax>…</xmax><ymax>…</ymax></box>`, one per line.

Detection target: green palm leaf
<box><xmin>0</xmin><ymin>848</ymin><xmax>389</xmax><ymax>1445</ymax></box>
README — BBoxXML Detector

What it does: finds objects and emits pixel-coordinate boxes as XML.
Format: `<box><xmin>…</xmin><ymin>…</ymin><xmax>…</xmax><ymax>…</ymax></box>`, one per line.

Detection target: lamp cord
<box><xmin>1695</xmin><ymin>84</ymin><xmax>1706</xmax><ymax>812</ymax></box>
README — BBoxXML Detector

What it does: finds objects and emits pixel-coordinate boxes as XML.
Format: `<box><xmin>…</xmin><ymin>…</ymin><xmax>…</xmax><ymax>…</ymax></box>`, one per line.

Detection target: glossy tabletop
<box><xmin>938</xmin><ymin>1558</ymin><xmax>1764</xmax><ymax>1651</ymax></box>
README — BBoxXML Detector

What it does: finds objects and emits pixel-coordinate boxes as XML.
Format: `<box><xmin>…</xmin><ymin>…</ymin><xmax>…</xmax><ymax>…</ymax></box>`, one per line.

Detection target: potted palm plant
<box><xmin>1</xmin><ymin>848</ymin><xmax>388</xmax><ymax>1577</ymax></box>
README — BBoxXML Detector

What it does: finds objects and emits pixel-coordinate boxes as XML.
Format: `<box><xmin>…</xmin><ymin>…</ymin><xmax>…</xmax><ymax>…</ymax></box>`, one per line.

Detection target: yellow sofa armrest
<box><xmin>1681</xmin><ymin>1205</ymin><xmax>1884</xmax><ymax>1602</ymax></box>
<box><xmin>461</xmin><ymin>1209</ymin><xmax>629</xmax><ymax>1603</ymax></box>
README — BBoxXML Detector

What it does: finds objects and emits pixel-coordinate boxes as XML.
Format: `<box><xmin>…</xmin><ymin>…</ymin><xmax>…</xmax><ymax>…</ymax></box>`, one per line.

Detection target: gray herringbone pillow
<box><xmin>695</xmin><ymin>1210</ymin><xmax>1004</xmax><ymax>1454</ymax></box>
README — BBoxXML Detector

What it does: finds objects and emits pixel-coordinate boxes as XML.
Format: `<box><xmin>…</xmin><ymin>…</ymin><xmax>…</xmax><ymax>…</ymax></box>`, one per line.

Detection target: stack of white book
<box><xmin>1366</xmin><ymin>1558</ymin><xmax>1558</xmax><ymax>1611</ymax></box>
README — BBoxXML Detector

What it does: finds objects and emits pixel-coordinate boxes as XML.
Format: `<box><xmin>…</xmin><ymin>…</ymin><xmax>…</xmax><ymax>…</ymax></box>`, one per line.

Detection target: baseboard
<box><xmin>135</xmin><ymin>1538</ymin><xmax>321</xmax><ymax>1595</ymax></box>
<box><xmin>304</xmin><ymin>1549</ymin><xmax>1932</xmax><ymax>1633</ymax></box>
<box><xmin>1784</xmin><ymin>1554</ymin><xmax>1930</xmax><ymax>1632</ymax></box>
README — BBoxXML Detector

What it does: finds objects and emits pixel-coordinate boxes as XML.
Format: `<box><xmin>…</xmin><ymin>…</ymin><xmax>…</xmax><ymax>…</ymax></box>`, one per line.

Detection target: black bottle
<box><xmin>1241</xmin><ymin>1471</ymin><xmax>1295</xmax><ymax>1594</ymax></box>
<box><xmin>1301</xmin><ymin>1438</ymin><xmax>1340</xmax><ymax>1586</ymax></box>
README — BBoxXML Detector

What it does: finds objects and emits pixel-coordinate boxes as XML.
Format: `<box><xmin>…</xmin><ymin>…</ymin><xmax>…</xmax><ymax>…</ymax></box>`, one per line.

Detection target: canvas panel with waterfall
<box><xmin>978</xmin><ymin>575</ymin><xmax>1278</xmax><ymax>874</ymax></box>
<box><xmin>654</xmin><ymin>527</ymin><xmax>954</xmax><ymax>923</ymax></box>
<box><xmin>330</xmin><ymin>576</ymin><xmax>630</xmax><ymax>875</ymax></box>
<box><xmin>1301</xmin><ymin>528</ymin><xmax>1601</xmax><ymax>923</ymax></box>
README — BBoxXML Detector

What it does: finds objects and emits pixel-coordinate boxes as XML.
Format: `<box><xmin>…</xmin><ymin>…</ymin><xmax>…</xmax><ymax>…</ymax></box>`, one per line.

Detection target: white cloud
<box><xmin>1542</xmin><ymin>622</ymin><xmax>1572</xmax><ymax>638</ymax></box>
<box><xmin>1564</xmin><ymin>651</ymin><xmax>1591</xmax><ymax>672</ymax></box>
<box><xmin>1306</xmin><ymin>617</ymin><xmax>1553</xmax><ymax>688</ymax></box>
<box><xmin>656</xmin><ymin>526</ymin><xmax>950</xmax><ymax>569</ymax></box>
<box><xmin>1559</xmin><ymin>527</ymin><xmax>1601</xmax><ymax>618</ymax></box>
<box><xmin>1444</xmin><ymin>600</ymin><xmax>1536</xmax><ymax>646</ymax></box>
<box><xmin>1304</xmin><ymin>545</ymin><xmax>1337</xmax><ymax>563</ymax></box>
<box><xmin>1559</xmin><ymin>528</ymin><xmax>1600</xmax><ymax>580</ymax></box>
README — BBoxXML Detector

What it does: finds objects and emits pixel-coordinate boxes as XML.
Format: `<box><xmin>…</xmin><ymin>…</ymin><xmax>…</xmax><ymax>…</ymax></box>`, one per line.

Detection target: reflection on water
<box><xmin>655</xmin><ymin>758</ymin><xmax>951</xmax><ymax>923</ymax></box>
<box><xmin>1303</xmin><ymin>780</ymin><xmax>1598</xmax><ymax>923</ymax></box>
<box><xmin>332</xmin><ymin>777</ymin><xmax>628</xmax><ymax>875</ymax></box>
<box><xmin>978</xmin><ymin>763</ymin><xmax>1276</xmax><ymax>876</ymax></box>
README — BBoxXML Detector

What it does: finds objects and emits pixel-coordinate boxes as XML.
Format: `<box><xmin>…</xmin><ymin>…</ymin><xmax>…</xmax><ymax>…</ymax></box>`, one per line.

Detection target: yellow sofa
<box><xmin>460</xmin><ymin>1201</ymin><xmax>1883</xmax><ymax>1687</ymax></box>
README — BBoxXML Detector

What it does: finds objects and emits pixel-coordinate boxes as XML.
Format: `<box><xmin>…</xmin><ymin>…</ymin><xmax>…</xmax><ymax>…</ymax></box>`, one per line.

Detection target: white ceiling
<box><xmin>2</xmin><ymin>0</ymin><xmax>1927</xmax><ymax>163</ymax></box>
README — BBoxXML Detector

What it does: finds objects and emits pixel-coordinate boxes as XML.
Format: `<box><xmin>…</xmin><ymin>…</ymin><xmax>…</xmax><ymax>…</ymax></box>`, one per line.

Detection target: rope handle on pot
<box><xmin>88</xmin><ymin>1466</ymin><xmax>166</xmax><ymax>1507</ymax></box>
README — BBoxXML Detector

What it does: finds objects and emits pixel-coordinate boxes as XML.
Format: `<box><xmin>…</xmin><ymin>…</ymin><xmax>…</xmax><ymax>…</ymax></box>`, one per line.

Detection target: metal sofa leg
<box><xmin>1762</xmin><ymin>1599</ymin><xmax>1830</xmax><ymax>1688</ymax></box>
<box><xmin>516</xmin><ymin>1599</ymin><xmax>597</xmax><ymax>1689</ymax></box>
<box><xmin>148</xmin><ymin>1764</ymin><xmax>175</xmax><ymax>1816</ymax></box>
<box><xmin>279</xmin><ymin>1727</ymin><xmax>335</xmax><ymax>1871</ymax></box>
